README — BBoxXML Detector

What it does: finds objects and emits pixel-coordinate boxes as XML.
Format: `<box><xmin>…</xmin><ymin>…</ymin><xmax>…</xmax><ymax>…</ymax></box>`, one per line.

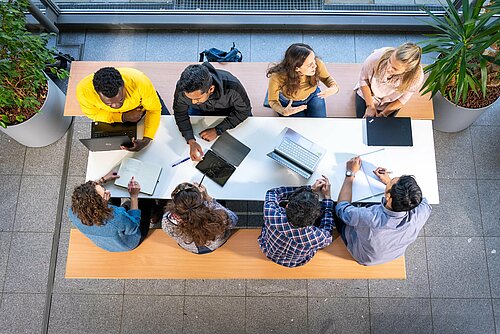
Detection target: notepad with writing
<box><xmin>114</xmin><ymin>158</ymin><xmax>162</xmax><ymax>195</ymax></box>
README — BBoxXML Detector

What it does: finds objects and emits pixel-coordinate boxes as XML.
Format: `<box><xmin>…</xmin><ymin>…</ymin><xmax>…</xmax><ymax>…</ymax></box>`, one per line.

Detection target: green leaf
<box><xmin>15</xmin><ymin>115</ymin><xmax>26</xmax><ymax>123</ymax></box>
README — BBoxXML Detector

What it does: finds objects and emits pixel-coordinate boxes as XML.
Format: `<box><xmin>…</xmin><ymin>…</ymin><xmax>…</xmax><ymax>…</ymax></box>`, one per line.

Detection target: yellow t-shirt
<box><xmin>267</xmin><ymin>59</ymin><xmax>337</xmax><ymax>114</ymax></box>
<box><xmin>76</xmin><ymin>67</ymin><xmax>161</xmax><ymax>139</ymax></box>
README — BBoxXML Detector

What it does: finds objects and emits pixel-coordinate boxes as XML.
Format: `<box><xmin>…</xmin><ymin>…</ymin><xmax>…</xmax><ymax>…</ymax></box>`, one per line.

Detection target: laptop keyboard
<box><xmin>92</xmin><ymin>131</ymin><xmax>135</xmax><ymax>139</ymax></box>
<box><xmin>268</xmin><ymin>152</ymin><xmax>311</xmax><ymax>179</ymax></box>
<box><xmin>275</xmin><ymin>138</ymin><xmax>319</xmax><ymax>171</ymax></box>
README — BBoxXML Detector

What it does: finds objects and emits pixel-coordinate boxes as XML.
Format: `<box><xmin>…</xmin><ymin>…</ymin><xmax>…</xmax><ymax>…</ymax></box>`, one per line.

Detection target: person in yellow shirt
<box><xmin>266</xmin><ymin>43</ymin><xmax>339</xmax><ymax>117</ymax></box>
<box><xmin>76</xmin><ymin>67</ymin><xmax>169</xmax><ymax>152</ymax></box>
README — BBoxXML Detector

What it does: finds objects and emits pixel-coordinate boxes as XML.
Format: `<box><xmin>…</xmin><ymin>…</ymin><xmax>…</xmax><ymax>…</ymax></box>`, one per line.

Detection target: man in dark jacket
<box><xmin>173</xmin><ymin>62</ymin><xmax>252</xmax><ymax>161</ymax></box>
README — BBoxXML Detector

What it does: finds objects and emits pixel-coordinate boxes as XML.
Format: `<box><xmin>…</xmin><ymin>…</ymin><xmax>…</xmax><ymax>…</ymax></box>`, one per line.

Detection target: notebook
<box><xmin>366</xmin><ymin>117</ymin><xmax>413</xmax><ymax>146</ymax></box>
<box><xmin>114</xmin><ymin>158</ymin><xmax>162</xmax><ymax>195</ymax></box>
<box><xmin>195</xmin><ymin>132</ymin><xmax>251</xmax><ymax>187</ymax></box>
<box><xmin>79</xmin><ymin>122</ymin><xmax>137</xmax><ymax>151</ymax></box>
<box><xmin>267</xmin><ymin>127</ymin><xmax>326</xmax><ymax>179</ymax></box>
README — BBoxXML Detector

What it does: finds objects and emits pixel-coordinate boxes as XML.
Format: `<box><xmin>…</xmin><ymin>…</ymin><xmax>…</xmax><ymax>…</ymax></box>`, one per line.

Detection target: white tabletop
<box><xmin>86</xmin><ymin>116</ymin><xmax>439</xmax><ymax>204</ymax></box>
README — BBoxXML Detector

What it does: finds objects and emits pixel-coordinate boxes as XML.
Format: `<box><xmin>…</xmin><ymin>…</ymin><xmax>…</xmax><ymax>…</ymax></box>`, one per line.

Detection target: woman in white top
<box><xmin>355</xmin><ymin>42</ymin><xmax>424</xmax><ymax>118</ymax></box>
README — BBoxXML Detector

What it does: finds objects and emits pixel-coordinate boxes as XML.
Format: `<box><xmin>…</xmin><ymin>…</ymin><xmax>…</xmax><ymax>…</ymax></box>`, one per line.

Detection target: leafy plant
<box><xmin>420</xmin><ymin>0</ymin><xmax>500</xmax><ymax>106</ymax></box>
<box><xmin>0</xmin><ymin>0</ymin><xmax>69</xmax><ymax>128</ymax></box>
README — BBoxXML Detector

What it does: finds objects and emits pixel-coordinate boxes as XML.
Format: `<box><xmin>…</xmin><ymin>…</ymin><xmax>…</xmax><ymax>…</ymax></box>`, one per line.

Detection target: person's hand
<box><xmin>311</xmin><ymin>175</ymin><xmax>331</xmax><ymax>199</ymax></box>
<box><xmin>188</xmin><ymin>139</ymin><xmax>204</xmax><ymax>161</ymax></box>
<box><xmin>100</xmin><ymin>170</ymin><xmax>120</xmax><ymax>183</ymax></box>
<box><xmin>317</xmin><ymin>85</ymin><xmax>339</xmax><ymax>99</ymax></box>
<box><xmin>122</xmin><ymin>107</ymin><xmax>145</xmax><ymax>123</ymax></box>
<box><xmin>127</xmin><ymin>176</ymin><xmax>141</xmax><ymax>197</ymax></box>
<box><xmin>373</xmin><ymin>167</ymin><xmax>392</xmax><ymax>185</ymax></box>
<box><xmin>282</xmin><ymin>99</ymin><xmax>307</xmax><ymax>116</ymax></box>
<box><xmin>363</xmin><ymin>106</ymin><xmax>377</xmax><ymax>118</ymax></box>
<box><xmin>121</xmin><ymin>137</ymin><xmax>151</xmax><ymax>152</ymax></box>
<box><xmin>199</xmin><ymin>128</ymin><xmax>218</xmax><ymax>142</ymax></box>
<box><xmin>346</xmin><ymin>156</ymin><xmax>362</xmax><ymax>174</ymax></box>
<box><xmin>193</xmin><ymin>182</ymin><xmax>212</xmax><ymax>201</ymax></box>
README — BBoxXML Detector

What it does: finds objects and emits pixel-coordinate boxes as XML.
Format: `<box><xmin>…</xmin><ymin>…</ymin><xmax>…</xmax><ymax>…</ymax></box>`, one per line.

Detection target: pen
<box><xmin>378</xmin><ymin>170</ymin><xmax>393</xmax><ymax>175</ymax></box>
<box><xmin>199</xmin><ymin>173</ymin><xmax>206</xmax><ymax>187</ymax></box>
<box><xmin>171</xmin><ymin>157</ymin><xmax>190</xmax><ymax>168</ymax></box>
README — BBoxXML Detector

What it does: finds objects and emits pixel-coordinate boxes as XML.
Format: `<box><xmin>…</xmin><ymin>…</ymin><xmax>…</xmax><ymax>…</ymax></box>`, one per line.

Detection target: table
<box><xmin>85</xmin><ymin>116</ymin><xmax>439</xmax><ymax>204</ymax></box>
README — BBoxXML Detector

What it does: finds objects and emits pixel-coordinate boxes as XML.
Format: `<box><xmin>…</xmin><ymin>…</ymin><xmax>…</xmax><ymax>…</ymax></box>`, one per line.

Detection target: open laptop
<box><xmin>366</xmin><ymin>117</ymin><xmax>413</xmax><ymax>146</ymax></box>
<box><xmin>267</xmin><ymin>127</ymin><xmax>326</xmax><ymax>179</ymax></box>
<box><xmin>79</xmin><ymin>122</ymin><xmax>137</xmax><ymax>152</ymax></box>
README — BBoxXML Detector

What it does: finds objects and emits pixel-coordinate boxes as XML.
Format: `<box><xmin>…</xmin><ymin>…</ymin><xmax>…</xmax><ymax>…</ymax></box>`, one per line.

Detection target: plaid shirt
<box><xmin>258</xmin><ymin>186</ymin><xmax>334</xmax><ymax>268</ymax></box>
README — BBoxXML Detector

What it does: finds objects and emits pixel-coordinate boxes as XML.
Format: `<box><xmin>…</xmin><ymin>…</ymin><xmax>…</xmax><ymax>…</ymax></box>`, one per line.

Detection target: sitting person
<box><xmin>335</xmin><ymin>156</ymin><xmax>432</xmax><ymax>266</ymax></box>
<box><xmin>266</xmin><ymin>43</ymin><xmax>339</xmax><ymax>118</ymax></box>
<box><xmin>258</xmin><ymin>176</ymin><xmax>334</xmax><ymax>267</ymax></box>
<box><xmin>355</xmin><ymin>42</ymin><xmax>424</xmax><ymax>118</ymax></box>
<box><xmin>76</xmin><ymin>67</ymin><xmax>169</xmax><ymax>152</ymax></box>
<box><xmin>68</xmin><ymin>171</ymin><xmax>149</xmax><ymax>252</ymax></box>
<box><xmin>173</xmin><ymin>63</ymin><xmax>252</xmax><ymax>161</ymax></box>
<box><xmin>162</xmin><ymin>182</ymin><xmax>237</xmax><ymax>254</ymax></box>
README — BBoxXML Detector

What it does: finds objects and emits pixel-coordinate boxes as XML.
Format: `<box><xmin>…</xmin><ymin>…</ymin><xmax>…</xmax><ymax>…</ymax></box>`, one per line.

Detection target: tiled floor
<box><xmin>0</xmin><ymin>29</ymin><xmax>498</xmax><ymax>334</ymax></box>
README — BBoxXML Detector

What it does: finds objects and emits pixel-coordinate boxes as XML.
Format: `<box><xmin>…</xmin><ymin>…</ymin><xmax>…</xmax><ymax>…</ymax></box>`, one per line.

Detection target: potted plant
<box><xmin>0</xmin><ymin>0</ymin><xmax>72</xmax><ymax>147</ymax></box>
<box><xmin>420</xmin><ymin>0</ymin><xmax>499</xmax><ymax>132</ymax></box>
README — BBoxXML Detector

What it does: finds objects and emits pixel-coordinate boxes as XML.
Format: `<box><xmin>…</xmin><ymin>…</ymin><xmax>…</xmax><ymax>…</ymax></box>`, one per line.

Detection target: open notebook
<box><xmin>114</xmin><ymin>158</ymin><xmax>162</xmax><ymax>195</ymax></box>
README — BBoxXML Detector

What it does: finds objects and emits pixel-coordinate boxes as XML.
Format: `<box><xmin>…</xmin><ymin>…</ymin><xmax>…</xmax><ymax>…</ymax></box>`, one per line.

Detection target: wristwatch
<box><xmin>345</xmin><ymin>170</ymin><xmax>355</xmax><ymax>177</ymax></box>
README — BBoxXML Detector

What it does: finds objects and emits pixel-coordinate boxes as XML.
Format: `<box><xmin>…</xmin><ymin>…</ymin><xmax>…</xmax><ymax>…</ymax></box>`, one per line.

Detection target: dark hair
<box><xmin>92</xmin><ymin>67</ymin><xmax>124</xmax><ymax>98</ymax></box>
<box><xmin>178</xmin><ymin>64</ymin><xmax>213</xmax><ymax>94</ymax></box>
<box><xmin>266</xmin><ymin>43</ymin><xmax>319</xmax><ymax>97</ymax></box>
<box><xmin>285</xmin><ymin>187</ymin><xmax>321</xmax><ymax>228</ymax></box>
<box><xmin>71</xmin><ymin>181</ymin><xmax>113</xmax><ymax>226</ymax></box>
<box><xmin>167</xmin><ymin>183</ymin><xmax>231</xmax><ymax>246</ymax></box>
<box><xmin>389</xmin><ymin>175</ymin><xmax>422</xmax><ymax>212</ymax></box>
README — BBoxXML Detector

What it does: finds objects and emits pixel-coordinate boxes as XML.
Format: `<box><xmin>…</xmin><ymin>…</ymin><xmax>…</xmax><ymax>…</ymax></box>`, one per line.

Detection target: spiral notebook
<box><xmin>114</xmin><ymin>158</ymin><xmax>162</xmax><ymax>195</ymax></box>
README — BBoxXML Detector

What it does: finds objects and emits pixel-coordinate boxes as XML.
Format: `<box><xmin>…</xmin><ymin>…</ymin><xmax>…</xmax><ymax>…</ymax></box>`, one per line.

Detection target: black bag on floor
<box><xmin>199</xmin><ymin>42</ymin><xmax>243</xmax><ymax>62</ymax></box>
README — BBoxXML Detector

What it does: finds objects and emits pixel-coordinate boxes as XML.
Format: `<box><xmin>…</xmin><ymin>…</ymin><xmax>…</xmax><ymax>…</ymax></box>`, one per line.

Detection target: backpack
<box><xmin>199</xmin><ymin>42</ymin><xmax>243</xmax><ymax>62</ymax></box>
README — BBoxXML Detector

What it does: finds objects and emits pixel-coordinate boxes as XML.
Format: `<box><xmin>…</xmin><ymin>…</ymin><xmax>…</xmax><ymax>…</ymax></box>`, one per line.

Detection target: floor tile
<box><xmin>146</xmin><ymin>30</ymin><xmax>200</xmax><ymax>62</ymax></box>
<box><xmin>432</xmin><ymin>298</ymin><xmax>495</xmax><ymax>334</ymax></box>
<box><xmin>308</xmin><ymin>279</ymin><xmax>368</xmax><ymax>297</ymax></box>
<box><xmin>0</xmin><ymin>293</ymin><xmax>45</xmax><ymax>334</ymax></box>
<box><xmin>68</xmin><ymin>122</ymin><xmax>91</xmax><ymax>177</ymax></box>
<box><xmin>427</xmin><ymin>237</ymin><xmax>490</xmax><ymax>298</ymax></box>
<box><xmin>424</xmin><ymin>179</ymin><xmax>482</xmax><ymax>236</ymax></box>
<box><xmin>485</xmin><ymin>237</ymin><xmax>500</xmax><ymax>298</ymax></box>
<box><xmin>59</xmin><ymin>31</ymin><xmax>86</xmax><ymax>45</ymax></box>
<box><xmin>48</xmin><ymin>294</ymin><xmax>122</xmax><ymax>334</ymax></box>
<box><xmin>308</xmin><ymin>297</ymin><xmax>369</xmax><ymax>334</ymax></box>
<box><xmin>184</xmin><ymin>296</ymin><xmax>245</xmax><ymax>334</ymax></box>
<box><xmin>0</xmin><ymin>132</ymin><xmax>26</xmax><ymax>175</ymax></box>
<box><xmin>124</xmin><ymin>279</ymin><xmax>185</xmax><ymax>295</ymax></box>
<box><xmin>478</xmin><ymin>179</ymin><xmax>500</xmax><ymax>236</ymax></box>
<box><xmin>369</xmin><ymin>237</ymin><xmax>430</xmax><ymax>297</ymax></box>
<box><xmin>433</xmin><ymin>128</ymin><xmax>475</xmax><ymax>179</ymax></box>
<box><xmin>474</xmin><ymin>104</ymin><xmax>500</xmax><ymax>126</ymax></box>
<box><xmin>492</xmin><ymin>299</ymin><xmax>500</xmax><ymax>331</ymax></box>
<box><xmin>121</xmin><ymin>295</ymin><xmax>183</xmax><ymax>334</ymax></box>
<box><xmin>184</xmin><ymin>279</ymin><xmax>245</xmax><ymax>296</ymax></box>
<box><xmin>62</xmin><ymin>176</ymin><xmax>86</xmax><ymax>232</ymax></box>
<box><xmin>471</xmin><ymin>126</ymin><xmax>500</xmax><ymax>179</ymax></box>
<box><xmin>246</xmin><ymin>279</ymin><xmax>307</xmax><ymax>296</ymax></box>
<box><xmin>302</xmin><ymin>32</ymin><xmax>356</xmax><ymax>63</ymax></box>
<box><xmin>14</xmin><ymin>175</ymin><xmax>61</xmax><ymax>232</ymax></box>
<box><xmin>4</xmin><ymin>232</ymin><xmax>52</xmax><ymax>293</ymax></box>
<box><xmin>250</xmin><ymin>31</ymin><xmax>303</xmax><ymax>62</ymax></box>
<box><xmin>370</xmin><ymin>298</ymin><xmax>432</xmax><ymax>334</ymax></box>
<box><xmin>23</xmin><ymin>132</ymin><xmax>68</xmax><ymax>175</ymax></box>
<box><xmin>246</xmin><ymin>297</ymin><xmax>307</xmax><ymax>334</ymax></box>
<box><xmin>0</xmin><ymin>175</ymin><xmax>21</xmax><ymax>231</ymax></box>
<box><xmin>53</xmin><ymin>233</ymin><xmax>125</xmax><ymax>294</ymax></box>
<box><xmin>83</xmin><ymin>30</ymin><xmax>148</xmax><ymax>61</ymax></box>
<box><xmin>354</xmin><ymin>33</ymin><xmax>408</xmax><ymax>63</ymax></box>
<box><xmin>199</xmin><ymin>32</ymin><xmax>251</xmax><ymax>62</ymax></box>
<box><xmin>0</xmin><ymin>233</ymin><xmax>11</xmax><ymax>291</ymax></box>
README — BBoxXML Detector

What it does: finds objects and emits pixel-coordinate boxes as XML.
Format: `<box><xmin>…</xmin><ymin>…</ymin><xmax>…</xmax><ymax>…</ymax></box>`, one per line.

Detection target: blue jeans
<box><xmin>279</xmin><ymin>87</ymin><xmax>326</xmax><ymax>118</ymax></box>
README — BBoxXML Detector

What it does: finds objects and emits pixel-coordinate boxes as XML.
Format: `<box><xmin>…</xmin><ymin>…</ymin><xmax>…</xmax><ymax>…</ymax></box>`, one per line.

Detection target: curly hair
<box><xmin>266</xmin><ymin>43</ymin><xmax>320</xmax><ymax>97</ymax></box>
<box><xmin>389</xmin><ymin>175</ymin><xmax>423</xmax><ymax>212</ymax></box>
<box><xmin>178</xmin><ymin>64</ymin><xmax>213</xmax><ymax>94</ymax></box>
<box><xmin>92</xmin><ymin>67</ymin><xmax>124</xmax><ymax>98</ymax></box>
<box><xmin>285</xmin><ymin>187</ymin><xmax>322</xmax><ymax>228</ymax></box>
<box><xmin>167</xmin><ymin>184</ymin><xmax>231</xmax><ymax>246</ymax></box>
<box><xmin>71</xmin><ymin>181</ymin><xmax>113</xmax><ymax>226</ymax></box>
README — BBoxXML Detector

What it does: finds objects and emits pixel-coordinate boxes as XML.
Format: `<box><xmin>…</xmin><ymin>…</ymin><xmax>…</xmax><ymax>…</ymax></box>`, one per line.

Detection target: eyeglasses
<box><xmin>171</xmin><ymin>182</ymin><xmax>195</xmax><ymax>199</ymax></box>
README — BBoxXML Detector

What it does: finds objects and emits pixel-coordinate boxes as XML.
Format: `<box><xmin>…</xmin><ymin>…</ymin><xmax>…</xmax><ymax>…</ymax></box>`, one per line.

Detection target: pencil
<box><xmin>199</xmin><ymin>173</ymin><xmax>206</xmax><ymax>186</ymax></box>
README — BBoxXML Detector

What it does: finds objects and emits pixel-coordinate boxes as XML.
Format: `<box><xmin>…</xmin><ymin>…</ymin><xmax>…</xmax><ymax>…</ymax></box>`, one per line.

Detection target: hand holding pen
<box><xmin>373</xmin><ymin>167</ymin><xmax>392</xmax><ymax>185</ymax></box>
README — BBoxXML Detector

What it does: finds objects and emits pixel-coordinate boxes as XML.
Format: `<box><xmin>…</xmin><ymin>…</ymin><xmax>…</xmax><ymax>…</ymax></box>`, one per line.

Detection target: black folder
<box><xmin>366</xmin><ymin>117</ymin><xmax>413</xmax><ymax>147</ymax></box>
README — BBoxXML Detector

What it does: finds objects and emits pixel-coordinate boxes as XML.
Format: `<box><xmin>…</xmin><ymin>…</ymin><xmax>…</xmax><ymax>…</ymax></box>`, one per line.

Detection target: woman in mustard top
<box><xmin>266</xmin><ymin>43</ymin><xmax>339</xmax><ymax>118</ymax></box>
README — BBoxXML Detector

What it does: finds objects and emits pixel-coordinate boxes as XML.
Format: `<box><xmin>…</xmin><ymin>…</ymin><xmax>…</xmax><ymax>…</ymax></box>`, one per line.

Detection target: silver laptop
<box><xmin>267</xmin><ymin>127</ymin><xmax>326</xmax><ymax>179</ymax></box>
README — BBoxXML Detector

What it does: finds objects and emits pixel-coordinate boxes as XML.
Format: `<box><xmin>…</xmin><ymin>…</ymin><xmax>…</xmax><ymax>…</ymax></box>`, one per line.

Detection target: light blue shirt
<box><xmin>335</xmin><ymin>198</ymin><xmax>431</xmax><ymax>266</ymax></box>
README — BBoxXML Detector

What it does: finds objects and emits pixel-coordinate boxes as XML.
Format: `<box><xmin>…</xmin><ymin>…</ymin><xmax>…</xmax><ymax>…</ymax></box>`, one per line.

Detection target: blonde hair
<box><xmin>375</xmin><ymin>42</ymin><xmax>422</xmax><ymax>92</ymax></box>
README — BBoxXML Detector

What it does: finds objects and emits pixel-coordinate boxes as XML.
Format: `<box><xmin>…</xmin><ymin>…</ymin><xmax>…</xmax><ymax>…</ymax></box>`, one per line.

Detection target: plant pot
<box><xmin>432</xmin><ymin>91</ymin><xmax>499</xmax><ymax>132</ymax></box>
<box><xmin>0</xmin><ymin>75</ymin><xmax>73</xmax><ymax>147</ymax></box>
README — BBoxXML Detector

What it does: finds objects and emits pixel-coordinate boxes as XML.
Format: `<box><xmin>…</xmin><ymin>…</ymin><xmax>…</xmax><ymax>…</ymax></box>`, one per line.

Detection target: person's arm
<box><xmin>359</xmin><ymin>86</ymin><xmax>377</xmax><ymax>118</ymax></box>
<box><xmin>267</xmin><ymin>74</ymin><xmax>307</xmax><ymax>116</ymax></box>
<box><xmin>337</xmin><ymin>157</ymin><xmax>362</xmax><ymax>203</ymax></box>
<box><xmin>316</xmin><ymin>59</ymin><xmax>339</xmax><ymax>99</ymax></box>
<box><xmin>172</xmin><ymin>85</ymin><xmax>195</xmax><ymax>142</ymax></box>
<box><xmin>379</xmin><ymin>100</ymin><xmax>403</xmax><ymax>117</ymax></box>
<box><xmin>264</xmin><ymin>186</ymin><xmax>305</xmax><ymax>210</ymax></box>
<box><xmin>137</xmin><ymin>75</ymin><xmax>162</xmax><ymax>140</ymax></box>
<box><xmin>215</xmin><ymin>83</ymin><xmax>251</xmax><ymax>133</ymax></box>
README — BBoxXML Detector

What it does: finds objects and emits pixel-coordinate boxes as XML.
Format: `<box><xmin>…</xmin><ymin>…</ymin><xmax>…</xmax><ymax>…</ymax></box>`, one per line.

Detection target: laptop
<box><xmin>366</xmin><ymin>117</ymin><xmax>413</xmax><ymax>146</ymax></box>
<box><xmin>267</xmin><ymin>127</ymin><xmax>326</xmax><ymax>179</ymax></box>
<box><xmin>79</xmin><ymin>122</ymin><xmax>137</xmax><ymax>152</ymax></box>
<box><xmin>196</xmin><ymin>132</ymin><xmax>251</xmax><ymax>187</ymax></box>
